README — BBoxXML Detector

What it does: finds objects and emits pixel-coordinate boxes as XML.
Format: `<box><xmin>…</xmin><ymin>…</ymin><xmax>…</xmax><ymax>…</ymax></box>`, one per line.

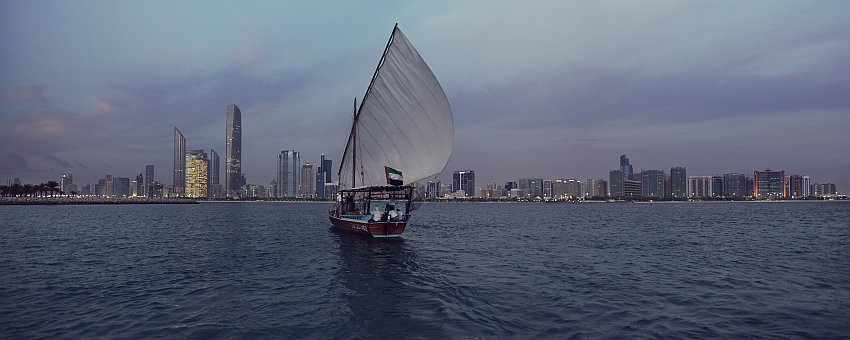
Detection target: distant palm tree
<box><xmin>23</xmin><ymin>184</ymin><xmax>34</xmax><ymax>197</ymax></box>
<box><xmin>47</xmin><ymin>181</ymin><xmax>59</xmax><ymax>197</ymax></box>
<box><xmin>11</xmin><ymin>183</ymin><xmax>23</xmax><ymax>197</ymax></box>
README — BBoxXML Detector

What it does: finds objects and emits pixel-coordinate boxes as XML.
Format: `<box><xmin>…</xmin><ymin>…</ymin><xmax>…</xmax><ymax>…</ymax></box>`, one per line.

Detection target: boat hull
<box><xmin>328</xmin><ymin>213</ymin><xmax>407</xmax><ymax>238</ymax></box>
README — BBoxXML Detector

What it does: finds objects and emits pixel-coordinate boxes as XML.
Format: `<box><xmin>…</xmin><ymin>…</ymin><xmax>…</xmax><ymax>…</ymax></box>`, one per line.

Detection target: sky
<box><xmin>1</xmin><ymin>1</ymin><xmax>849</xmax><ymax>190</ymax></box>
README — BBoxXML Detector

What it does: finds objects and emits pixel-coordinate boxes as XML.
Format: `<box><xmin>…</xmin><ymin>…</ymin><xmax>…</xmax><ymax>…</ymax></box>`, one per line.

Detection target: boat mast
<box><xmin>352</xmin><ymin>97</ymin><xmax>357</xmax><ymax>188</ymax></box>
<box><xmin>338</xmin><ymin>23</ymin><xmax>399</xmax><ymax>189</ymax></box>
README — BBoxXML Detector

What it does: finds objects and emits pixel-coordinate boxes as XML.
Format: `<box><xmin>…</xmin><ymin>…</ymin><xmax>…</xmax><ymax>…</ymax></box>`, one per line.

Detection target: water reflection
<box><xmin>332</xmin><ymin>229</ymin><xmax>446</xmax><ymax>338</ymax></box>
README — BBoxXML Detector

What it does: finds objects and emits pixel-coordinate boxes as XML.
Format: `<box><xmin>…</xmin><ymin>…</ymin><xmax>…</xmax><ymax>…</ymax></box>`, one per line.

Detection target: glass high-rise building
<box><xmin>641</xmin><ymin>170</ymin><xmax>666</xmax><ymax>198</ymax></box>
<box><xmin>453</xmin><ymin>170</ymin><xmax>476</xmax><ymax>197</ymax></box>
<box><xmin>300</xmin><ymin>161</ymin><xmax>315</xmax><ymax>198</ymax></box>
<box><xmin>609</xmin><ymin>170</ymin><xmax>624</xmax><ymax>197</ymax></box>
<box><xmin>185</xmin><ymin>150</ymin><xmax>209</xmax><ymax>198</ymax></box>
<box><xmin>723</xmin><ymin>173</ymin><xmax>748</xmax><ymax>198</ymax></box>
<box><xmin>670</xmin><ymin>167</ymin><xmax>687</xmax><ymax>199</ymax></box>
<box><xmin>688</xmin><ymin>176</ymin><xmax>712</xmax><ymax>198</ymax></box>
<box><xmin>225</xmin><ymin>104</ymin><xmax>242</xmax><ymax>197</ymax></box>
<box><xmin>145</xmin><ymin>165</ymin><xmax>155</xmax><ymax>197</ymax></box>
<box><xmin>173</xmin><ymin>127</ymin><xmax>186</xmax><ymax>196</ymax></box>
<box><xmin>277</xmin><ymin>150</ymin><xmax>300</xmax><ymax>198</ymax></box>
<box><xmin>754</xmin><ymin>169</ymin><xmax>785</xmax><ymax>200</ymax></box>
<box><xmin>620</xmin><ymin>155</ymin><xmax>634</xmax><ymax>180</ymax></box>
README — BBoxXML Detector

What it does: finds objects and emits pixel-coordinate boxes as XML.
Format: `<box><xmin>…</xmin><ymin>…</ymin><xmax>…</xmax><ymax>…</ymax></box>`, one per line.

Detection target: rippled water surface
<box><xmin>1</xmin><ymin>202</ymin><xmax>849</xmax><ymax>339</ymax></box>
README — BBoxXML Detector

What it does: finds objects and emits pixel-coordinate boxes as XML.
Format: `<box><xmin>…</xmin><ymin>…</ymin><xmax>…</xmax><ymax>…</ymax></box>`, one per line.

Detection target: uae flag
<box><xmin>385</xmin><ymin>166</ymin><xmax>403</xmax><ymax>186</ymax></box>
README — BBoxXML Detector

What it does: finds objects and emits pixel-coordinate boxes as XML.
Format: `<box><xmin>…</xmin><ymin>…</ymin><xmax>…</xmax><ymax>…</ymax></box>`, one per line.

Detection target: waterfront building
<box><xmin>173</xmin><ymin>127</ymin><xmax>186</xmax><ymax>196</ymax></box>
<box><xmin>688</xmin><ymin>176</ymin><xmax>713</xmax><ymax>198</ymax></box>
<box><xmin>145</xmin><ymin>165</ymin><xmax>155</xmax><ymax>197</ymax></box>
<box><xmin>754</xmin><ymin>169</ymin><xmax>786</xmax><ymax>200</ymax></box>
<box><xmin>711</xmin><ymin>175</ymin><xmax>724</xmax><ymax>198</ymax></box>
<box><xmin>314</xmin><ymin>154</ymin><xmax>332</xmax><ymax>199</ymax></box>
<box><xmin>59</xmin><ymin>173</ymin><xmax>76</xmax><ymax>195</ymax></box>
<box><xmin>802</xmin><ymin>176</ymin><xmax>812</xmax><ymax>197</ymax></box>
<box><xmin>542</xmin><ymin>180</ymin><xmax>553</xmax><ymax>199</ymax></box>
<box><xmin>225</xmin><ymin>104</ymin><xmax>243</xmax><ymax>197</ymax></box>
<box><xmin>269</xmin><ymin>179</ymin><xmax>278</xmax><ymax>199</ymax></box>
<box><xmin>504</xmin><ymin>181</ymin><xmax>517</xmax><ymax>194</ymax></box>
<box><xmin>185</xmin><ymin>149</ymin><xmax>209</xmax><ymax>198</ymax></box>
<box><xmin>788</xmin><ymin>174</ymin><xmax>807</xmax><ymax>199</ymax></box>
<box><xmin>551</xmin><ymin>179</ymin><xmax>567</xmax><ymax>199</ymax></box>
<box><xmin>567</xmin><ymin>179</ymin><xmax>580</xmax><ymax>198</ymax></box>
<box><xmin>641</xmin><ymin>170</ymin><xmax>665</xmax><ymax>198</ymax></box>
<box><xmin>209</xmin><ymin>150</ymin><xmax>220</xmax><ymax>197</ymax></box>
<box><xmin>620</xmin><ymin>155</ymin><xmax>634</xmax><ymax>180</ymax></box>
<box><xmin>518</xmin><ymin>178</ymin><xmax>543</xmax><ymax>199</ymax></box>
<box><xmin>724</xmin><ymin>173</ymin><xmax>748</xmax><ymax>198</ymax></box>
<box><xmin>104</xmin><ymin>175</ymin><xmax>114</xmax><ymax>197</ymax></box>
<box><xmin>623</xmin><ymin>179</ymin><xmax>642</xmax><ymax>197</ymax></box>
<box><xmin>300</xmin><ymin>161</ymin><xmax>315</xmax><ymax>198</ymax></box>
<box><xmin>115</xmin><ymin>177</ymin><xmax>130</xmax><ymax>197</ymax></box>
<box><xmin>132</xmin><ymin>173</ymin><xmax>143</xmax><ymax>197</ymax></box>
<box><xmin>594</xmin><ymin>179</ymin><xmax>608</xmax><ymax>198</ymax></box>
<box><xmin>452</xmin><ymin>170</ymin><xmax>476</xmax><ymax>197</ymax></box>
<box><xmin>426</xmin><ymin>180</ymin><xmax>441</xmax><ymax>199</ymax></box>
<box><xmin>812</xmin><ymin>183</ymin><xmax>837</xmax><ymax>197</ymax></box>
<box><xmin>277</xmin><ymin>150</ymin><xmax>300</xmax><ymax>198</ymax></box>
<box><xmin>670</xmin><ymin>167</ymin><xmax>687</xmax><ymax>199</ymax></box>
<box><xmin>81</xmin><ymin>184</ymin><xmax>91</xmax><ymax>196</ymax></box>
<box><xmin>609</xmin><ymin>170</ymin><xmax>624</xmax><ymax>197</ymax></box>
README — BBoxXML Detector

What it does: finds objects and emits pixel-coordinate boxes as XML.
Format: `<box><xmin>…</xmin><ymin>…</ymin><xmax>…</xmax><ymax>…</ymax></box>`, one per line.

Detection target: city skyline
<box><xmin>1</xmin><ymin>2</ymin><xmax>849</xmax><ymax>189</ymax></box>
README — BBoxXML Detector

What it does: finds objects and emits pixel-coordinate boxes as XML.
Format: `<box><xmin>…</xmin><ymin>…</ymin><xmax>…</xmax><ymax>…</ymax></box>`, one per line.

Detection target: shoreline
<box><xmin>0</xmin><ymin>197</ymin><xmax>198</xmax><ymax>205</ymax></box>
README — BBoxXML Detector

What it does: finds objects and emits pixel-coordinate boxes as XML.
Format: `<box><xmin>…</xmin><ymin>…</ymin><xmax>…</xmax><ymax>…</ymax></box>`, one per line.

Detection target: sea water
<box><xmin>1</xmin><ymin>201</ymin><xmax>848</xmax><ymax>339</ymax></box>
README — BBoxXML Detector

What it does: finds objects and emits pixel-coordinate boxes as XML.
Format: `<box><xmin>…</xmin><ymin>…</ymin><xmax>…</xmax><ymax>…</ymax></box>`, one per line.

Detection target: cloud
<box><xmin>43</xmin><ymin>153</ymin><xmax>73</xmax><ymax>168</ymax></box>
<box><xmin>4</xmin><ymin>85</ymin><xmax>47</xmax><ymax>103</ymax></box>
<box><xmin>0</xmin><ymin>153</ymin><xmax>31</xmax><ymax>172</ymax></box>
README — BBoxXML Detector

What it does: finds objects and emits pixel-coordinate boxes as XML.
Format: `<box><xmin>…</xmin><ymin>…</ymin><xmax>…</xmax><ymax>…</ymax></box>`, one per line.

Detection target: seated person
<box><xmin>371</xmin><ymin>205</ymin><xmax>383</xmax><ymax>222</ymax></box>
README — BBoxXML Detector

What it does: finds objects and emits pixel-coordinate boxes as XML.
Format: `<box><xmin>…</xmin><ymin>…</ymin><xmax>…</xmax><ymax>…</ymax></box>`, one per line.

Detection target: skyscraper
<box><xmin>300</xmin><ymin>161</ymin><xmax>315</xmax><ymax>198</ymax></box>
<box><xmin>277</xmin><ymin>150</ymin><xmax>300</xmax><ymax>198</ymax></box>
<box><xmin>132</xmin><ymin>173</ymin><xmax>143</xmax><ymax>197</ymax></box>
<box><xmin>609</xmin><ymin>170</ymin><xmax>624</xmax><ymax>197</ymax></box>
<box><xmin>145</xmin><ymin>165</ymin><xmax>155</xmax><ymax>197</ymax></box>
<box><xmin>723</xmin><ymin>173</ymin><xmax>747</xmax><ymax>198</ymax></box>
<box><xmin>641</xmin><ymin>170</ymin><xmax>666</xmax><ymax>198</ymax></box>
<box><xmin>754</xmin><ymin>169</ymin><xmax>785</xmax><ymax>200</ymax></box>
<box><xmin>315</xmin><ymin>154</ymin><xmax>326</xmax><ymax>199</ymax></box>
<box><xmin>115</xmin><ymin>177</ymin><xmax>130</xmax><ymax>197</ymax></box>
<box><xmin>670</xmin><ymin>167</ymin><xmax>687</xmax><ymax>199</ymax></box>
<box><xmin>208</xmin><ymin>149</ymin><xmax>220</xmax><ymax>198</ymax></box>
<box><xmin>518</xmin><ymin>178</ymin><xmax>543</xmax><ymax>199</ymax></box>
<box><xmin>620</xmin><ymin>155</ymin><xmax>634</xmax><ymax>180</ymax></box>
<box><xmin>426</xmin><ymin>180</ymin><xmax>441</xmax><ymax>199</ymax></box>
<box><xmin>711</xmin><ymin>175</ymin><xmax>725</xmax><ymax>198</ymax></box>
<box><xmin>173</xmin><ymin>127</ymin><xmax>186</xmax><ymax>196</ymax></box>
<box><xmin>688</xmin><ymin>176</ymin><xmax>712</xmax><ymax>198</ymax></box>
<box><xmin>452</xmin><ymin>170</ymin><xmax>475</xmax><ymax>197</ymax></box>
<box><xmin>59</xmin><ymin>173</ymin><xmax>74</xmax><ymax>195</ymax></box>
<box><xmin>185</xmin><ymin>149</ymin><xmax>209</xmax><ymax>198</ymax></box>
<box><xmin>225</xmin><ymin>104</ymin><xmax>242</xmax><ymax>197</ymax></box>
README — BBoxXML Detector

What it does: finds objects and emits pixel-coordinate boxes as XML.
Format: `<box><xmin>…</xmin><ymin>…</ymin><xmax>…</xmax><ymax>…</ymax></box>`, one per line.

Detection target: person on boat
<box><xmin>371</xmin><ymin>205</ymin><xmax>383</xmax><ymax>222</ymax></box>
<box><xmin>386</xmin><ymin>203</ymin><xmax>400</xmax><ymax>221</ymax></box>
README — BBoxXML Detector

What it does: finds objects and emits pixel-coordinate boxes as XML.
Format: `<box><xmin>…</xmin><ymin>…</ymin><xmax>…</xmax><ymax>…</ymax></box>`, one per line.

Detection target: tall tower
<box><xmin>173</xmin><ymin>127</ymin><xmax>186</xmax><ymax>195</ymax></box>
<box><xmin>185</xmin><ymin>149</ymin><xmax>209</xmax><ymax>198</ymax></box>
<box><xmin>619</xmin><ymin>155</ymin><xmax>633</xmax><ymax>180</ymax></box>
<box><xmin>145</xmin><ymin>165</ymin><xmax>155</xmax><ymax>197</ymax></box>
<box><xmin>300</xmin><ymin>161</ymin><xmax>315</xmax><ymax>198</ymax></box>
<box><xmin>670</xmin><ymin>167</ymin><xmax>687</xmax><ymax>199</ymax></box>
<box><xmin>225</xmin><ymin>104</ymin><xmax>242</xmax><ymax>197</ymax></box>
<box><xmin>277</xmin><ymin>150</ymin><xmax>300</xmax><ymax>198</ymax></box>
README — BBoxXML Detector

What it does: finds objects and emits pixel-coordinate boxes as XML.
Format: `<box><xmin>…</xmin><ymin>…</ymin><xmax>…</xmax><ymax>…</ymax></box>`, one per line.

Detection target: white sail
<box><xmin>338</xmin><ymin>26</ymin><xmax>453</xmax><ymax>189</ymax></box>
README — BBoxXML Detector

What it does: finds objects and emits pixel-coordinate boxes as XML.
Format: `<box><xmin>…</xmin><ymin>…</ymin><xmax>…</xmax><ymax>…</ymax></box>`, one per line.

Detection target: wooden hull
<box><xmin>328</xmin><ymin>212</ymin><xmax>407</xmax><ymax>238</ymax></box>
